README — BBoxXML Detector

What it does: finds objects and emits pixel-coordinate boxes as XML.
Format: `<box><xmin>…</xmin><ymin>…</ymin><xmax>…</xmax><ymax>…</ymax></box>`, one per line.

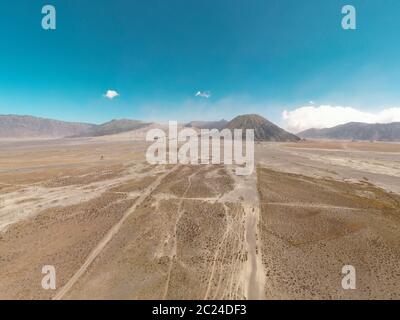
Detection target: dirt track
<box><xmin>1</xmin><ymin>138</ymin><xmax>400</xmax><ymax>299</ymax></box>
<box><xmin>53</xmin><ymin>165</ymin><xmax>179</xmax><ymax>300</ymax></box>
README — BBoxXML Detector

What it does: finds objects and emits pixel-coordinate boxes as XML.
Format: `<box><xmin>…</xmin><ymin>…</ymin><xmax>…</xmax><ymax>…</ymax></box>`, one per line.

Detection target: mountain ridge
<box><xmin>298</xmin><ymin>122</ymin><xmax>400</xmax><ymax>141</ymax></box>
<box><xmin>184</xmin><ymin>119</ymin><xmax>228</xmax><ymax>130</ymax></box>
<box><xmin>0</xmin><ymin>115</ymin><xmax>95</xmax><ymax>138</ymax></box>
<box><xmin>225</xmin><ymin>114</ymin><xmax>300</xmax><ymax>142</ymax></box>
<box><xmin>73</xmin><ymin>119</ymin><xmax>152</xmax><ymax>137</ymax></box>
<box><xmin>0</xmin><ymin>114</ymin><xmax>300</xmax><ymax>141</ymax></box>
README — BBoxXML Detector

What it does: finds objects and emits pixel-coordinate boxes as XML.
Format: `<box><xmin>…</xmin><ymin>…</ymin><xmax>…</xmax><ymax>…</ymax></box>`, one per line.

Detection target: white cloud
<box><xmin>104</xmin><ymin>90</ymin><xmax>119</xmax><ymax>99</ymax></box>
<box><xmin>195</xmin><ymin>91</ymin><xmax>211</xmax><ymax>99</ymax></box>
<box><xmin>282</xmin><ymin>105</ymin><xmax>400</xmax><ymax>133</ymax></box>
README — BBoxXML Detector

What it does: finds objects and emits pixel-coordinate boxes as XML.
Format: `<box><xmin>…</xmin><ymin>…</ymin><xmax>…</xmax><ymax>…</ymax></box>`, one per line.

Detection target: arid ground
<box><xmin>0</xmin><ymin>138</ymin><xmax>399</xmax><ymax>299</ymax></box>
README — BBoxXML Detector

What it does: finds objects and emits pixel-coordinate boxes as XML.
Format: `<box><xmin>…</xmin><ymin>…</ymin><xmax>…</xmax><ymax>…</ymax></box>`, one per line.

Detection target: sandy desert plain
<box><xmin>0</xmin><ymin>135</ymin><xmax>400</xmax><ymax>300</ymax></box>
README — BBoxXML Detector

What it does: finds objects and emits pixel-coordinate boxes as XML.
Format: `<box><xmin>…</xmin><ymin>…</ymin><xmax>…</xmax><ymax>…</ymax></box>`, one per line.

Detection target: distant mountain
<box><xmin>185</xmin><ymin>120</ymin><xmax>228</xmax><ymax>130</ymax></box>
<box><xmin>0</xmin><ymin>115</ymin><xmax>152</xmax><ymax>139</ymax></box>
<box><xmin>0</xmin><ymin>115</ymin><xmax>94</xmax><ymax>138</ymax></box>
<box><xmin>298</xmin><ymin>122</ymin><xmax>400</xmax><ymax>141</ymax></box>
<box><xmin>225</xmin><ymin>114</ymin><xmax>300</xmax><ymax>142</ymax></box>
<box><xmin>0</xmin><ymin>114</ymin><xmax>301</xmax><ymax>141</ymax></box>
<box><xmin>74</xmin><ymin>119</ymin><xmax>152</xmax><ymax>137</ymax></box>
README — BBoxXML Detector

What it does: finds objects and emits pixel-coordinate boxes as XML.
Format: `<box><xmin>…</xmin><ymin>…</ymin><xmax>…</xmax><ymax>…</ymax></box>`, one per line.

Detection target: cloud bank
<box><xmin>282</xmin><ymin>105</ymin><xmax>400</xmax><ymax>133</ymax></box>
<box><xmin>104</xmin><ymin>90</ymin><xmax>119</xmax><ymax>99</ymax></box>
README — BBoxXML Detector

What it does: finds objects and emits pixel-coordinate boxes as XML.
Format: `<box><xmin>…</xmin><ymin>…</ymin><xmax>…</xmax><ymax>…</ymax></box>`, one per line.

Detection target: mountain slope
<box><xmin>0</xmin><ymin>115</ymin><xmax>95</xmax><ymax>138</ymax></box>
<box><xmin>75</xmin><ymin>119</ymin><xmax>152</xmax><ymax>137</ymax></box>
<box><xmin>0</xmin><ymin>115</ymin><xmax>152</xmax><ymax>139</ymax></box>
<box><xmin>298</xmin><ymin>122</ymin><xmax>400</xmax><ymax>141</ymax></box>
<box><xmin>225</xmin><ymin>114</ymin><xmax>300</xmax><ymax>141</ymax></box>
<box><xmin>185</xmin><ymin>120</ymin><xmax>228</xmax><ymax>130</ymax></box>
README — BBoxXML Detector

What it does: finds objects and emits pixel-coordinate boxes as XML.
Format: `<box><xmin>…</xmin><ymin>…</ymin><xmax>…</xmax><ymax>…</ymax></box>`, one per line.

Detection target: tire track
<box><xmin>52</xmin><ymin>165</ymin><xmax>179</xmax><ymax>300</ymax></box>
<box><xmin>162</xmin><ymin>170</ymin><xmax>197</xmax><ymax>299</ymax></box>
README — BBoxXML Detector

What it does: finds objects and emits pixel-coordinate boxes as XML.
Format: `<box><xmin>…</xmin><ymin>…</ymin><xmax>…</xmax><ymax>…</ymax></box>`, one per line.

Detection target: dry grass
<box><xmin>1</xmin><ymin>137</ymin><xmax>400</xmax><ymax>300</ymax></box>
<box><xmin>257</xmin><ymin>167</ymin><xmax>400</xmax><ymax>299</ymax></box>
<box><xmin>285</xmin><ymin>140</ymin><xmax>400</xmax><ymax>152</ymax></box>
<box><xmin>0</xmin><ymin>192</ymin><xmax>136</xmax><ymax>299</ymax></box>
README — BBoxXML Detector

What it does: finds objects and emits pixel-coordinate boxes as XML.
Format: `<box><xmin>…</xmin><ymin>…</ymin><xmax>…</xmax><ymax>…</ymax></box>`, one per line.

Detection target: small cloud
<box><xmin>309</xmin><ymin>100</ymin><xmax>314</xmax><ymax>105</ymax></box>
<box><xmin>104</xmin><ymin>90</ymin><xmax>119</xmax><ymax>99</ymax></box>
<box><xmin>195</xmin><ymin>91</ymin><xmax>211</xmax><ymax>99</ymax></box>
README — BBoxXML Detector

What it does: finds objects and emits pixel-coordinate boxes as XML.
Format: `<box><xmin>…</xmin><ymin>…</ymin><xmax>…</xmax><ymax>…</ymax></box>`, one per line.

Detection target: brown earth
<box><xmin>258</xmin><ymin>167</ymin><xmax>400</xmax><ymax>299</ymax></box>
<box><xmin>0</xmin><ymin>138</ymin><xmax>399</xmax><ymax>299</ymax></box>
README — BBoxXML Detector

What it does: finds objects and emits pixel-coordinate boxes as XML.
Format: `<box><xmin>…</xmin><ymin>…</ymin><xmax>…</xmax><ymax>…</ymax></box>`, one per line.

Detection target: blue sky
<box><xmin>1</xmin><ymin>0</ymin><xmax>400</xmax><ymax>127</ymax></box>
